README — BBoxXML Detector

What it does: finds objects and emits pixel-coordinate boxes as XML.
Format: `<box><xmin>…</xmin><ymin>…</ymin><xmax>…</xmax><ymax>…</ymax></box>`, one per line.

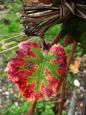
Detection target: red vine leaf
<box><xmin>6</xmin><ymin>40</ymin><xmax>67</xmax><ymax>101</ymax></box>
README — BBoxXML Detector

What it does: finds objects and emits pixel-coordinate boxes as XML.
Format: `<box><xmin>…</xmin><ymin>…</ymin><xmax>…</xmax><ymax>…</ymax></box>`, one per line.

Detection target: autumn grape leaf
<box><xmin>7</xmin><ymin>40</ymin><xmax>67</xmax><ymax>101</ymax></box>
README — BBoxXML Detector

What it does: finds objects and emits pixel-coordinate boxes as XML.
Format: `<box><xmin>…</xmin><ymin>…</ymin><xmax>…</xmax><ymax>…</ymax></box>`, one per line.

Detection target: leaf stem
<box><xmin>28</xmin><ymin>99</ymin><xmax>37</xmax><ymax>115</ymax></box>
<box><xmin>39</xmin><ymin>36</ymin><xmax>49</xmax><ymax>50</ymax></box>
<box><xmin>58</xmin><ymin>41</ymin><xmax>78</xmax><ymax>115</ymax></box>
<box><xmin>50</xmin><ymin>32</ymin><xmax>62</xmax><ymax>47</ymax></box>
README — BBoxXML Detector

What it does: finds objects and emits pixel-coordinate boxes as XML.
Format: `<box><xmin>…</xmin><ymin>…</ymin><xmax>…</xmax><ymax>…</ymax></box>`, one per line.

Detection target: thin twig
<box><xmin>66</xmin><ymin>41</ymin><xmax>78</xmax><ymax>71</ymax></box>
<box><xmin>58</xmin><ymin>41</ymin><xmax>78</xmax><ymax>115</ymax></box>
<box><xmin>0</xmin><ymin>45</ymin><xmax>18</xmax><ymax>54</ymax></box>
<box><xmin>50</xmin><ymin>32</ymin><xmax>62</xmax><ymax>47</ymax></box>
<box><xmin>0</xmin><ymin>33</ymin><xmax>24</xmax><ymax>43</ymax></box>
<box><xmin>28</xmin><ymin>100</ymin><xmax>37</xmax><ymax>115</ymax></box>
<box><xmin>0</xmin><ymin>32</ymin><xmax>22</xmax><ymax>37</ymax></box>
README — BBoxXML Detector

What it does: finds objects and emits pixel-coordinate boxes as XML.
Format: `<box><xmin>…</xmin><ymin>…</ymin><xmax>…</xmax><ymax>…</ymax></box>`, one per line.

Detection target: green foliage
<box><xmin>1</xmin><ymin>99</ymin><xmax>68</xmax><ymax>115</ymax></box>
<box><xmin>36</xmin><ymin>101</ymin><xmax>56</xmax><ymax>115</ymax></box>
<box><xmin>0</xmin><ymin>1</ymin><xmax>22</xmax><ymax>34</ymax></box>
<box><xmin>45</xmin><ymin>24</ymin><xmax>61</xmax><ymax>42</ymax></box>
<box><xmin>8</xmin><ymin>22</ymin><xmax>21</xmax><ymax>33</ymax></box>
<box><xmin>1</xmin><ymin>102</ymin><xmax>30</xmax><ymax>115</ymax></box>
<box><xmin>2</xmin><ymin>100</ymin><xmax>56</xmax><ymax>115</ymax></box>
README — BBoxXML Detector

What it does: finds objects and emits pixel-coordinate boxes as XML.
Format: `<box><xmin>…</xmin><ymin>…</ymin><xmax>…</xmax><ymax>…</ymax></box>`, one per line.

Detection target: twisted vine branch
<box><xmin>22</xmin><ymin>1</ymin><xmax>86</xmax><ymax>37</ymax></box>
